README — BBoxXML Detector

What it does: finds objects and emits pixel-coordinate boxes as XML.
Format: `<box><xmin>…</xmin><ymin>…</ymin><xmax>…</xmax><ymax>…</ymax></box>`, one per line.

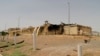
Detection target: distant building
<box><xmin>39</xmin><ymin>21</ymin><xmax>92</xmax><ymax>36</ymax></box>
<box><xmin>92</xmin><ymin>31</ymin><xmax>100</xmax><ymax>36</ymax></box>
<box><xmin>8</xmin><ymin>28</ymin><xmax>21</xmax><ymax>36</ymax></box>
<box><xmin>8</xmin><ymin>26</ymin><xmax>34</xmax><ymax>36</ymax></box>
<box><xmin>7</xmin><ymin>21</ymin><xmax>92</xmax><ymax>36</ymax></box>
<box><xmin>63</xmin><ymin>24</ymin><xmax>92</xmax><ymax>36</ymax></box>
<box><xmin>22</xmin><ymin>26</ymin><xmax>34</xmax><ymax>34</ymax></box>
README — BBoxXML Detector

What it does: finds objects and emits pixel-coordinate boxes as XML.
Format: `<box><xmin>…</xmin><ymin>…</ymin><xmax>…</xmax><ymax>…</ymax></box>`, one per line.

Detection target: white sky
<box><xmin>0</xmin><ymin>0</ymin><xmax>100</xmax><ymax>32</ymax></box>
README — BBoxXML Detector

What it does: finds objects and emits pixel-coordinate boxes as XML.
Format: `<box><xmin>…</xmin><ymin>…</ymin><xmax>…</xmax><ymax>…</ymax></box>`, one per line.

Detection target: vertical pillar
<box><xmin>14</xmin><ymin>33</ymin><xmax>16</xmax><ymax>45</ymax></box>
<box><xmin>78</xmin><ymin>44</ymin><xmax>82</xmax><ymax>56</ymax></box>
<box><xmin>33</xmin><ymin>27</ymin><xmax>37</xmax><ymax>51</ymax></box>
<box><xmin>36</xmin><ymin>26</ymin><xmax>40</xmax><ymax>36</ymax></box>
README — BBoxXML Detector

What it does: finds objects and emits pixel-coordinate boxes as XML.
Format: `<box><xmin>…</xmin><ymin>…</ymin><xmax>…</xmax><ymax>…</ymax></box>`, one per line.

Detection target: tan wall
<box><xmin>63</xmin><ymin>26</ymin><xmax>69</xmax><ymax>35</ymax></box>
<box><xmin>80</xmin><ymin>27</ymin><xmax>91</xmax><ymax>35</ymax></box>
<box><xmin>64</xmin><ymin>25</ymin><xmax>91</xmax><ymax>36</ymax></box>
<box><xmin>64</xmin><ymin>26</ymin><xmax>78</xmax><ymax>35</ymax></box>
<box><xmin>70</xmin><ymin>26</ymin><xmax>78</xmax><ymax>35</ymax></box>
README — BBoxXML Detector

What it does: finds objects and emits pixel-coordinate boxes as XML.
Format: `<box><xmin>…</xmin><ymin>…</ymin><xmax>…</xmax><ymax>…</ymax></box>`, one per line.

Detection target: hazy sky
<box><xmin>0</xmin><ymin>0</ymin><xmax>100</xmax><ymax>31</ymax></box>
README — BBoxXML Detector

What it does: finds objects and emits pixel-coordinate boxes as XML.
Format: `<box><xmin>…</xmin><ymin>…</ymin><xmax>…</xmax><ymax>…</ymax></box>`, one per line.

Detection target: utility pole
<box><xmin>5</xmin><ymin>24</ymin><xmax>8</xmax><ymax>43</ymax></box>
<box><xmin>68</xmin><ymin>0</ymin><xmax>70</xmax><ymax>35</ymax></box>
<box><xmin>5</xmin><ymin>24</ymin><xmax>6</xmax><ymax>31</ymax></box>
<box><xmin>18</xmin><ymin>16</ymin><xmax>20</xmax><ymax>28</ymax></box>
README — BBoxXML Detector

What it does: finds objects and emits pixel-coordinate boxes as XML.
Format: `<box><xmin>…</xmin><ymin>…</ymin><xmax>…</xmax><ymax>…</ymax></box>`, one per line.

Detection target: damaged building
<box><xmin>39</xmin><ymin>21</ymin><xmax>92</xmax><ymax>36</ymax></box>
<box><xmin>7</xmin><ymin>21</ymin><xmax>92</xmax><ymax>36</ymax></box>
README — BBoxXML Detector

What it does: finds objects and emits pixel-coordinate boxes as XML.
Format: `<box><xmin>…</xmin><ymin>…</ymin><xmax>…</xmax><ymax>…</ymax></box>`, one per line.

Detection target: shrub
<box><xmin>3</xmin><ymin>50</ymin><xmax>26</xmax><ymax>56</ymax></box>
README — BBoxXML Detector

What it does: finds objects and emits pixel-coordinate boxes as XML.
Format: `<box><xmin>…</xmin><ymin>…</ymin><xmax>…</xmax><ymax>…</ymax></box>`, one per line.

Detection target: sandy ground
<box><xmin>1</xmin><ymin>35</ymin><xmax>100</xmax><ymax>56</ymax></box>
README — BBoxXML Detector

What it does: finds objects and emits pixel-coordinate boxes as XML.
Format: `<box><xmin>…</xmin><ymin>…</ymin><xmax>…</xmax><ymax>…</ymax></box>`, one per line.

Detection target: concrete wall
<box><xmin>79</xmin><ymin>26</ymin><xmax>91</xmax><ymax>36</ymax></box>
<box><xmin>64</xmin><ymin>26</ymin><xmax>78</xmax><ymax>35</ymax></box>
<box><xmin>63</xmin><ymin>25</ymin><xmax>92</xmax><ymax>36</ymax></box>
<box><xmin>70</xmin><ymin>26</ymin><xmax>78</xmax><ymax>35</ymax></box>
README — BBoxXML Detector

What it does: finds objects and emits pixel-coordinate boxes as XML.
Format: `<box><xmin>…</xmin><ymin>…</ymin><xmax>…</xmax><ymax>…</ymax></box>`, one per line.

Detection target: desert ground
<box><xmin>0</xmin><ymin>35</ymin><xmax>100</xmax><ymax>56</ymax></box>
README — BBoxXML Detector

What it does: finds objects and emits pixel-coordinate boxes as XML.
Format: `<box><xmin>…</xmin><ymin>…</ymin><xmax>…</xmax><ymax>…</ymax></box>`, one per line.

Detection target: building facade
<box><xmin>8</xmin><ymin>21</ymin><xmax>92</xmax><ymax>36</ymax></box>
<box><xmin>63</xmin><ymin>24</ymin><xmax>92</xmax><ymax>36</ymax></box>
<box><xmin>39</xmin><ymin>21</ymin><xmax>92</xmax><ymax>36</ymax></box>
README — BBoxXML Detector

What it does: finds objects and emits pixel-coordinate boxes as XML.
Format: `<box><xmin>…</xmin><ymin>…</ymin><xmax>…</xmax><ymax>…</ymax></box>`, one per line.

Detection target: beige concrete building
<box><xmin>8</xmin><ymin>26</ymin><xmax>34</xmax><ymax>36</ymax></box>
<box><xmin>8</xmin><ymin>28</ymin><xmax>21</xmax><ymax>36</ymax></box>
<box><xmin>63</xmin><ymin>24</ymin><xmax>92</xmax><ymax>36</ymax></box>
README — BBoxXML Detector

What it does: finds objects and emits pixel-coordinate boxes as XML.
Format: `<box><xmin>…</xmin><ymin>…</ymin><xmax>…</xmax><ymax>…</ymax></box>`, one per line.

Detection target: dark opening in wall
<box><xmin>48</xmin><ymin>25</ymin><xmax>60</xmax><ymax>34</ymax></box>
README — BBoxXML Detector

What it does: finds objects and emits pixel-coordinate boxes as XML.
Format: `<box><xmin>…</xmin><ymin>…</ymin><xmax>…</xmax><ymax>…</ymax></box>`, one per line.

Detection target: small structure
<box><xmin>8</xmin><ymin>28</ymin><xmax>21</xmax><ymax>36</ymax></box>
<box><xmin>22</xmin><ymin>26</ymin><xmax>34</xmax><ymax>34</ymax></box>
<box><xmin>92</xmin><ymin>31</ymin><xmax>100</xmax><ymax>36</ymax></box>
<box><xmin>63</xmin><ymin>24</ymin><xmax>92</xmax><ymax>36</ymax></box>
<box><xmin>8</xmin><ymin>26</ymin><xmax>35</xmax><ymax>36</ymax></box>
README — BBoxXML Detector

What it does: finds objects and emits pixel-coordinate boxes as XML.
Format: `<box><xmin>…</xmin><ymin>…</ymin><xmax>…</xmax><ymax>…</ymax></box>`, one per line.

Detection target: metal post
<box><xmin>78</xmin><ymin>44</ymin><xmax>82</xmax><ymax>56</ymax></box>
<box><xmin>36</xmin><ymin>26</ymin><xmax>40</xmax><ymax>36</ymax></box>
<box><xmin>14</xmin><ymin>32</ymin><xmax>16</xmax><ymax>45</ymax></box>
<box><xmin>32</xmin><ymin>27</ymin><xmax>37</xmax><ymax>51</ymax></box>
